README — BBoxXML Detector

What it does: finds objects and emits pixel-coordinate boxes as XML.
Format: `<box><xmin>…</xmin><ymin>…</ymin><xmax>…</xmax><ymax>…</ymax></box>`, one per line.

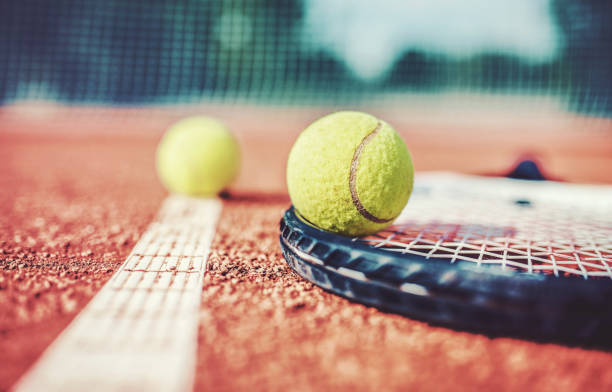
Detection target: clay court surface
<box><xmin>1</xmin><ymin>105</ymin><xmax>612</xmax><ymax>391</ymax></box>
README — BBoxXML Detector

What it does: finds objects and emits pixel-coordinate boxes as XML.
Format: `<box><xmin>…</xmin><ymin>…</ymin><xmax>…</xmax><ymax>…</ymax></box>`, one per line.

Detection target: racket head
<box><xmin>279</xmin><ymin>173</ymin><xmax>612</xmax><ymax>345</ymax></box>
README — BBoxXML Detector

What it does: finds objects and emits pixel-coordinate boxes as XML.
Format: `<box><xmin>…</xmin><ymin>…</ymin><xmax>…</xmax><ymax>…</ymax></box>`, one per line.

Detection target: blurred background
<box><xmin>0</xmin><ymin>0</ymin><xmax>611</xmax><ymax>188</ymax></box>
<box><xmin>1</xmin><ymin>0</ymin><xmax>611</xmax><ymax>113</ymax></box>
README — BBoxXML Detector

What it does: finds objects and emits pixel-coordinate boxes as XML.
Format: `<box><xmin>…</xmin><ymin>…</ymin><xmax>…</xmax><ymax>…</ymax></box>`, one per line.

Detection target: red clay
<box><xmin>1</xmin><ymin>108</ymin><xmax>612</xmax><ymax>391</ymax></box>
<box><xmin>0</xmin><ymin>133</ymin><xmax>164</xmax><ymax>390</ymax></box>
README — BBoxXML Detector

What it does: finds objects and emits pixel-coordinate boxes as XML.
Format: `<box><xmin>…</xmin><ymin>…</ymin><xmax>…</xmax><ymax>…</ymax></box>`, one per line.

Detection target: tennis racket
<box><xmin>279</xmin><ymin>169</ymin><xmax>612</xmax><ymax>345</ymax></box>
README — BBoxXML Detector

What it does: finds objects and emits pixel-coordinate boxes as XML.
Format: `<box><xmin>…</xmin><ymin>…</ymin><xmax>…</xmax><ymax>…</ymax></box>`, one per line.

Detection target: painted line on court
<box><xmin>15</xmin><ymin>195</ymin><xmax>221</xmax><ymax>392</ymax></box>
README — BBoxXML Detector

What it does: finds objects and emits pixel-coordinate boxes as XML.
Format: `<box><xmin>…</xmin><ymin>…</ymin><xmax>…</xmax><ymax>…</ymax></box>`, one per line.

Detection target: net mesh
<box><xmin>0</xmin><ymin>0</ymin><xmax>611</xmax><ymax>116</ymax></box>
<box><xmin>361</xmin><ymin>173</ymin><xmax>612</xmax><ymax>279</ymax></box>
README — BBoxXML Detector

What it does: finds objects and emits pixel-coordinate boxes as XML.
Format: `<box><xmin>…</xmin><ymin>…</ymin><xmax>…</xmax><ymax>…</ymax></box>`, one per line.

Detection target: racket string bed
<box><xmin>363</xmin><ymin>177</ymin><xmax>612</xmax><ymax>279</ymax></box>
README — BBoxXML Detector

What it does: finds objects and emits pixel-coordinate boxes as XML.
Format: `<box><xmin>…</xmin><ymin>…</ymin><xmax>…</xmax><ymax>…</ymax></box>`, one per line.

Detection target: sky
<box><xmin>303</xmin><ymin>0</ymin><xmax>562</xmax><ymax>81</ymax></box>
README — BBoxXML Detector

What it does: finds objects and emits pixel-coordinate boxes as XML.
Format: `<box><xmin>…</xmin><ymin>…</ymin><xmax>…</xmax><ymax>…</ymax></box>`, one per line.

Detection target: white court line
<box><xmin>14</xmin><ymin>195</ymin><xmax>222</xmax><ymax>392</ymax></box>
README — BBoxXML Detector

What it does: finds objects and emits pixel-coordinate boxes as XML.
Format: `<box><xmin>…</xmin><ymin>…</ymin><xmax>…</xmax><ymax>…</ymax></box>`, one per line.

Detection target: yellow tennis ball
<box><xmin>287</xmin><ymin>111</ymin><xmax>414</xmax><ymax>237</ymax></box>
<box><xmin>156</xmin><ymin>116</ymin><xmax>240</xmax><ymax>196</ymax></box>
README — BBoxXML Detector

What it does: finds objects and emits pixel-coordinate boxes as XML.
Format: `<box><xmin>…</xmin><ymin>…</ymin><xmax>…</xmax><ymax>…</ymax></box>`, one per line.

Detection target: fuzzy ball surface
<box><xmin>156</xmin><ymin>116</ymin><xmax>240</xmax><ymax>196</ymax></box>
<box><xmin>287</xmin><ymin>111</ymin><xmax>414</xmax><ymax>237</ymax></box>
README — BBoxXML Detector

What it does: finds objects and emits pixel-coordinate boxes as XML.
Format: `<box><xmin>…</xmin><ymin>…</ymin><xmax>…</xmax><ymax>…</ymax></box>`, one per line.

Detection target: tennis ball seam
<box><xmin>349</xmin><ymin>121</ymin><xmax>393</xmax><ymax>224</ymax></box>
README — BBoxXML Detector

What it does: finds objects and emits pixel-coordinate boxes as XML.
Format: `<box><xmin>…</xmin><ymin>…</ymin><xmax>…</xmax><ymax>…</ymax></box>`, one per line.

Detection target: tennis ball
<box><xmin>156</xmin><ymin>116</ymin><xmax>240</xmax><ymax>196</ymax></box>
<box><xmin>287</xmin><ymin>111</ymin><xmax>414</xmax><ymax>237</ymax></box>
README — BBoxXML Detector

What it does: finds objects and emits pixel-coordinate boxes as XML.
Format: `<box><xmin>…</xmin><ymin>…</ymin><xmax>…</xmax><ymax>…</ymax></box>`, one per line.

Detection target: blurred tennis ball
<box><xmin>287</xmin><ymin>111</ymin><xmax>414</xmax><ymax>237</ymax></box>
<box><xmin>156</xmin><ymin>116</ymin><xmax>240</xmax><ymax>196</ymax></box>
